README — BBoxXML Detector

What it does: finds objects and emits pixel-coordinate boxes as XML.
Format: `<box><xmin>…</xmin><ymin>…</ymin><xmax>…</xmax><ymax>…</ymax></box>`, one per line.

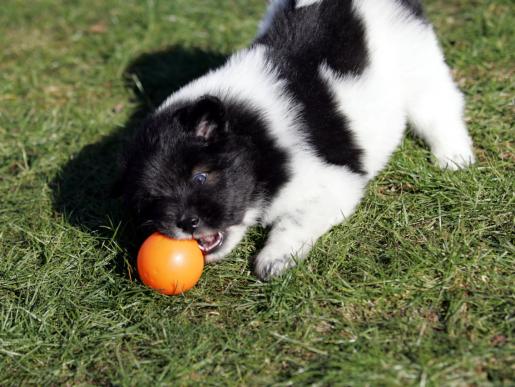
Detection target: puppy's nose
<box><xmin>177</xmin><ymin>215</ymin><xmax>200</xmax><ymax>233</ymax></box>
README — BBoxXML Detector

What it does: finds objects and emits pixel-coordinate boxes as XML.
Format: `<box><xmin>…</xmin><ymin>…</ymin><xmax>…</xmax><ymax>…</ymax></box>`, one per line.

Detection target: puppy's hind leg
<box><xmin>405</xmin><ymin>37</ymin><xmax>475</xmax><ymax>170</ymax></box>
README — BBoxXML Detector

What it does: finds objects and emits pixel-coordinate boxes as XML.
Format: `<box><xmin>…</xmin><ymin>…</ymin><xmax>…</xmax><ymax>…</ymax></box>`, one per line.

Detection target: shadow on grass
<box><xmin>50</xmin><ymin>46</ymin><xmax>227</xmax><ymax>273</ymax></box>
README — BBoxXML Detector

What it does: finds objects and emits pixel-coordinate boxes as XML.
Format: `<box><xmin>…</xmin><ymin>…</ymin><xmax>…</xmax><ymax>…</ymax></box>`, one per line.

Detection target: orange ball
<box><xmin>137</xmin><ymin>232</ymin><xmax>204</xmax><ymax>295</ymax></box>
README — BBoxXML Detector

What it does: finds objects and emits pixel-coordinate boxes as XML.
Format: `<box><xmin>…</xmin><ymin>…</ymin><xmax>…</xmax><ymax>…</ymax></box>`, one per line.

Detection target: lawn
<box><xmin>0</xmin><ymin>0</ymin><xmax>513</xmax><ymax>385</ymax></box>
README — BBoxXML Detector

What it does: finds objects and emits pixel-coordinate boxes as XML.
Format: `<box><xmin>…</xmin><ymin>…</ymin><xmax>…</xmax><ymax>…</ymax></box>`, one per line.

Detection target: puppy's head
<box><xmin>118</xmin><ymin>96</ymin><xmax>257</xmax><ymax>254</ymax></box>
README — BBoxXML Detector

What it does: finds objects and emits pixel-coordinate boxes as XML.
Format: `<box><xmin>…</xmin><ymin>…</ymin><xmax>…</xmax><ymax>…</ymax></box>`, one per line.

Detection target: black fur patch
<box><xmin>223</xmin><ymin>102</ymin><xmax>290</xmax><ymax>199</ymax></box>
<box><xmin>119</xmin><ymin>99</ymin><xmax>288</xmax><ymax>234</ymax></box>
<box><xmin>256</xmin><ymin>0</ymin><xmax>367</xmax><ymax>174</ymax></box>
<box><xmin>397</xmin><ymin>0</ymin><xmax>426</xmax><ymax>19</ymax></box>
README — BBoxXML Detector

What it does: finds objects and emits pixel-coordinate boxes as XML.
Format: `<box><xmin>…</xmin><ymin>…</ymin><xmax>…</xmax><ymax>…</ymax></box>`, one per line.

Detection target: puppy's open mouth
<box><xmin>195</xmin><ymin>232</ymin><xmax>224</xmax><ymax>254</ymax></box>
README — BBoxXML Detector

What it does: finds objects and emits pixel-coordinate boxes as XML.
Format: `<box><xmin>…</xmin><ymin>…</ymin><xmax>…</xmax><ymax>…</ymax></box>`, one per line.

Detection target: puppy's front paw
<box><xmin>254</xmin><ymin>253</ymin><xmax>295</xmax><ymax>281</ymax></box>
<box><xmin>433</xmin><ymin>144</ymin><xmax>476</xmax><ymax>170</ymax></box>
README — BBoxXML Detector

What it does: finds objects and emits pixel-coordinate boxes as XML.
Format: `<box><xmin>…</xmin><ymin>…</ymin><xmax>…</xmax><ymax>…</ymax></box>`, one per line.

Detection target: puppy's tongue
<box><xmin>196</xmin><ymin>232</ymin><xmax>224</xmax><ymax>253</ymax></box>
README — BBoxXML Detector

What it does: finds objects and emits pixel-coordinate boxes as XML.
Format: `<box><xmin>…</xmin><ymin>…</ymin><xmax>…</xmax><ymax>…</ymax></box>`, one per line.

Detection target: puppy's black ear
<box><xmin>177</xmin><ymin>96</ymin><xmax>227</xmax><ymax>141</ymax></box>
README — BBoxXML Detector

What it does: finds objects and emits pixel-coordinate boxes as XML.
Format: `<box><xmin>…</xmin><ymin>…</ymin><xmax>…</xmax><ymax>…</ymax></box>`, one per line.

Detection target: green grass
<box><xmin>0</xmin><ymin>0</ymin><xmax>513</xmax><ymax>385</ymax></box>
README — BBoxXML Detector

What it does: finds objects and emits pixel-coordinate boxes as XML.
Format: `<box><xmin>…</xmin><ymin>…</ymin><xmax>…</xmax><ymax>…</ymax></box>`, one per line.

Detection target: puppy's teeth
<box><xmin>194</xmin><ymin>232</ymin><xmax>224</xmax><ymax>254</ymax></box>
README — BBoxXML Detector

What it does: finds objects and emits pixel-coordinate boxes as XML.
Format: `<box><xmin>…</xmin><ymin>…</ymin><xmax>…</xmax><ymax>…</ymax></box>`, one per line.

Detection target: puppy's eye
<box><xmin>192</xmin><ymin>172</ymin><xmax>208</xmax><ymax>185</ymax></box>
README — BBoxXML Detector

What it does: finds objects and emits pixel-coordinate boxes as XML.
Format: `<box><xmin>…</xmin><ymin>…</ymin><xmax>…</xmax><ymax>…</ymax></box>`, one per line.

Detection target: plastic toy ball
<box><xmin>137</xmin><ymin>232</ymin><xmax>204</xmax><ymax>295</ymax></box>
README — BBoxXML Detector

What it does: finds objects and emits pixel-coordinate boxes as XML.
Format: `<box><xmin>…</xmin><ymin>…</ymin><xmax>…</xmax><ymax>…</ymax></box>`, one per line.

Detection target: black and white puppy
<box><xmin>118</xmin><ymin>0</ymin><xmax>475</xmax><ymax>280</ymax></box>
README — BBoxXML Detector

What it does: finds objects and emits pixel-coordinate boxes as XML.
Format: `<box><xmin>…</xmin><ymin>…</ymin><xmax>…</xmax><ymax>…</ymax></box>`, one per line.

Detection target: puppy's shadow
<box><xmin>50</xmin><ymin>47</ymin><xmax>227</xmax><ymax>272</ymax></box>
